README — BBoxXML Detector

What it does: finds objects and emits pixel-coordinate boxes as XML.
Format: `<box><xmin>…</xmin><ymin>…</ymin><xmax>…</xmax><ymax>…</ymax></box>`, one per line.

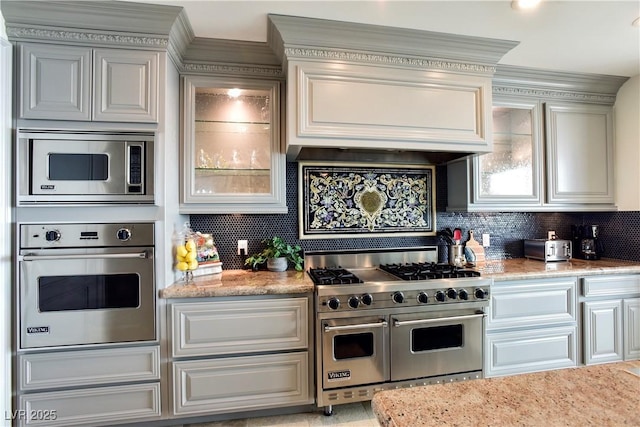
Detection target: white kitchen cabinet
<box><xmin>583</xmin><ymin>299</ymin><xmax>623</xmax><ymax>364</ymax></box>
<box><xmin>17</xmin><ymin>383</ymin><xmax>161</xmax><ymax>427</ymax></box>
<box><xmin>545</xmin><ymin>102</ymin><xmax>614</xmax><ymax>205</ymax></box>
<box><xmin>170</xmin><ymin>297</ymin><xmax>308</xmax><ymax>358</ymax></box>
<box><xmin>581</xmin><ymin>275</ymin><xmax>640</xmax><ymax>365</ymax></box>
<box><xmin>180</xmin><ymin>75</ymin><xmax>287</xmax><ymax>213</ymax></box>
<box><xmin>173</xmin><ymin>352</ymin><xmax>309</xmax><ymax>416</ymax></box>
<box><xmin>284</xmin><ymin>59</ymin><xmax>493</xmax><ymax>158</ymax></box>
<box><xmin>19</xmin><ymin>42</ymin><xmax>159</xmax><ymax>123</ymax></box>
<box><xmin>448</xmin><ymin>66</ymin><xmax>625</xmax><ymax>212</ymax></box>
<box><xmin>623</xmin><ymin>298</ymin><xmax>640</xmax><ymax>360</ymax></box>
<box><xmin>486</xmin><ymin>325</ymin><xmax>577</xmax><ymax>377</ymax></box>
<box><xmin>485</xmin><ymin>277</ymin><xmax>578</xmax><ymax>377</ymax></box>
<box><xmin>15</xmin><ymin>345</ymin><xmax>161</xmax><ymax>426</ymax></box>
<box><xmin>168</xmin><ymin>295</ymin><xmax>313</xmax><ymax>416</ymax></box>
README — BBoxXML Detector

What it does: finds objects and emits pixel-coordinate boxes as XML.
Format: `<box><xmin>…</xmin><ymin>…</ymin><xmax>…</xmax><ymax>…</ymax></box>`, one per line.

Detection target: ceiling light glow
<box><xmin>511</xmin><ymin>0</ymin><xmax>541</xmax><ymax>10</ymax></box>
<box><xmin>227</xmin><ymin>88</ymin><xmax>241</xmax><ymax>98</ymax></box>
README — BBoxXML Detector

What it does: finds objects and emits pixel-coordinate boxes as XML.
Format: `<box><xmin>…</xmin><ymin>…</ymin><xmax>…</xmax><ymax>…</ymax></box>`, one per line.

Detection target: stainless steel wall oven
<box><xmin>18</xmin><ymin>223</ymin><xmax>156</xmax><ymax>349</ymax></box>
<box><xmin>307</xmin><ymin>247</ymin><xmax>490</xmax><ymax>415</ymax></box>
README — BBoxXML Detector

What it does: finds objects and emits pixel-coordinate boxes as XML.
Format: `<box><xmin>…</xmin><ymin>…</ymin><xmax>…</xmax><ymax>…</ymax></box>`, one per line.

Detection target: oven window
<box><xmin>411</xmin><ymin>324</ymin><xmax>463</xmax><ymax>352</ymax></box>
<box><xmin>334</xmin><ymin>332</ymin><xmax>374</xmax><ymax>360</ymax></box>
<box><xmin>48</xmin><ymin>153</ymin><xmax>109</xmax><ymax>181</ymax></box>
<box><xmin>38</xmin><ymin>274</ymin><xmax>140</xmax><ymax>312</ymax></box>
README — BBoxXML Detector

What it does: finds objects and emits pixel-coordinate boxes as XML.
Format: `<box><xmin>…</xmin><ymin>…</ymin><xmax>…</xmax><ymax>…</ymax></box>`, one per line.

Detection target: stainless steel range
<box><xmin>306</xmin><ymin>247</ymin><xmax>491</xmax><ymax>415</ymax></box>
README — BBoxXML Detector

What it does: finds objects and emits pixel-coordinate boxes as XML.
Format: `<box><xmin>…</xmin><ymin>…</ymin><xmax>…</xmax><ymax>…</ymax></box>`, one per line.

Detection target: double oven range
<box><xmin>307</xmin><ymin>247</ymin><xmax>490</xmax><ymax>415</ymax></box>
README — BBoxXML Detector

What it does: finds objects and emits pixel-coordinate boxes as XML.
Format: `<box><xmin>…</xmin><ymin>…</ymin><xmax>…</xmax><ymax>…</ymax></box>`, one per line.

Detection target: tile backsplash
<box><xmin>191</xmin><ymin>163</ymin><xmax>640</xmax><ymax>269</ymax></box>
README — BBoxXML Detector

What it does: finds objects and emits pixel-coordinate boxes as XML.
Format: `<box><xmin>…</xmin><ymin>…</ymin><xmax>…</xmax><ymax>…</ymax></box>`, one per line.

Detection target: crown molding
<box><xmin>494</xmin><ymin>65</ymin><xmax>628</xmax><ymax>104</ymax></box>
<box><xmin>6</xmin><ymin>25</ymin><xmax>168</xmax><ymax>48</ymax></box>
<box><xmin>268</xmin><ymin>14</ymin><xmax>518</xmax><ymax>71</ymax></box>
<box><xmin>1</xmin><ymin>1</ymin><xmax>183</xmax><ymax>37</ymax></box>
<box><xmin>181</xmin><ymin>62</ymin><xmax>283</xmax><ymax>79</ymax></box>
<box><xmin>282</xmin><ymin>47</ymin><xmax>496</xmax><ymax>74</ymax></box>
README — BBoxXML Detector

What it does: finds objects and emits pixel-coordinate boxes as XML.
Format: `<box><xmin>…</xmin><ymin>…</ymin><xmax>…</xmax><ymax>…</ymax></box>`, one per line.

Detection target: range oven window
<box><xmin>334</xmin><ymin>332</ymin><xmax>374</xmax><ymax>359</ymax></box>
<box><xmin>48</xmin><ymin>153</ymin><xmax>109</xmax><ymax>181</ymax></box>
<box><xmin>411</xmin><ymin>324</ymin><xmax>463</xmax><ymax>352</ymax></box>
<box><xmin>38</xmin><ymin>274</ymin><xmax>140</xmax><ymax>312</ymax></box>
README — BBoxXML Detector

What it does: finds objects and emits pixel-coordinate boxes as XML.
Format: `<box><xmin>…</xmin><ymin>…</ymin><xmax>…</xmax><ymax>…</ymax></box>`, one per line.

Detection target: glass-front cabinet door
<box><xmin>472</xmin><ymin>97</ymin><xmax>543</xmax><ymax>207</ymax></box>
<box><xmin>180</xmin><ymin>75</ymin><xmax>287</xmax><ymax>213</ymax></box>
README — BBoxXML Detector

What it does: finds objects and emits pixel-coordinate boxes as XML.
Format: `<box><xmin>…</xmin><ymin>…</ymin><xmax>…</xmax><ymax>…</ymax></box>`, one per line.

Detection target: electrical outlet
<box><xmin>482</xmin><ymin>233</ymin><xmax>490</xmax><ymax>247</ymax></box>
<box><xmin>237</xmin><ymin>240</ymin><xmax>248</xmax><ymax>256</ymax></box>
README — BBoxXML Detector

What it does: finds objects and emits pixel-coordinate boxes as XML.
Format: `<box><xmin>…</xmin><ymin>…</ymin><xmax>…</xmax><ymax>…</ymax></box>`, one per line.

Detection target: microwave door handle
<box><xmin>20</xmin><ymin>252</ymin><xmax>149</xmax><ymax>261</ymax></box>
<box><xmin>323</xmin><ymin>320</ymin><xmax>388</xmax><ymax>333</ymax></box>
<box><xmin>393</xmin><ymin>313</ymin><xmax>485</xmax><ymax>327</ymax></box>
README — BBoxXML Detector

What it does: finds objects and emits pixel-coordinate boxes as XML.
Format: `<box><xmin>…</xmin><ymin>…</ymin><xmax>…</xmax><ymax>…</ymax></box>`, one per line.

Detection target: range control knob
<box><xmin>392</xmin><ymin>292</ymin><xmax>405</xmax><ymax>304</ymax></box>
<box><xmin>417</xmin><ymin>292</ymin><xmax>429</xmax><ymax>304</ymax></box>
<box><xmin>116</xmin><ymin>228</ymin><xmax>132</xmax><ymax>242</ymax></box>
<box><xmin>435</xmin><ymin>290</ymin><xmax>446</xmax><ymax>302</ymax></box>
<box><xmin>361</xmin><ymin>294</ymin><xmax>373</xmax><ymax>306</ymax></box>
<box><xmin>348</xmin><ymin>296</ymin><xmax>360</xmax><ymax>309</ymax></box>
<box><xmin>327</xmin><ymin>298</ymin><xmax>340</xmax><ymax>310</ymax></box>
<box><xmin>475</xmin><ymin>288</ymin><xmax>488</xmax><ymax>299</ymax></box>
<box><xmin>458</xmin><ymin>289</ymin><xmax>469</xmax><ymax>300</ymax></box>
<box><xmin>446</xmin><ymin>288</ymin><xmax>458</xmax><ymax>300</ymax></box>
<box><xmin>45</xmin><ymin>230</ymin><xmax>61</xmax><ymax>242</ymax></box>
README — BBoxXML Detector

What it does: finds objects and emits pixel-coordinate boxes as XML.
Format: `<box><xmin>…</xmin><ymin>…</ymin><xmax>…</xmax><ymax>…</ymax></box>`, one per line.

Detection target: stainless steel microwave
<box><xmin>17</xmin><ymin>130</ymin><xmax>154</xmax><ymax>205</ymax></box>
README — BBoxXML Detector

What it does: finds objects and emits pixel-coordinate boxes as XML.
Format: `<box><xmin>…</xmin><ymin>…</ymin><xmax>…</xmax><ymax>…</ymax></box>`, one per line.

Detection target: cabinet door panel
<box><xmin>93</xmin><ymin>49</ymin><xmax>158</xmax><ymax>122</ymax></box>
<box><xmin>473</xmin><ymin>98</ymin><xmax>542</xmax><ymax>205</ymax></box>
<box><xmin>545</xmin><ymin>102</ymin><xmax>614</xmax><ymax>204</ymax></box>
<box><xmin>486</xmin><ymin>326</ymin><xmax>577</xmax><ymax>377</ymax></box>
<box><xmin>180</xmin><ymin>75</ymin><xmax>287</xmax><ymax>213</ymax></box>
<box><xmin>488</xmin><ymin>278</ymin><xmax>576</xmax><ymax>330</ymax></box>
<box><xmin>20</xmin><ymin>43</ymin><xmax>91</xmax><ymax>120</ymax></box>
<box><xmin>17</xmin><ymin>383</ymin><xmax>160</xmax><ymax>426</ymax></box>
<box><xmin>19</xmin><ymin>346</ymin><xmax>160</xmax><ymax>390</ymax></box>
<box><xmin>171</xmin><ymin>297</ymin><xmax>308</xmax><ymax>357</ymax></box>
<box><xmin>583</xmin><ymin>300</ymin><xmax>623</xmax><ymax>365</ymax></box>
<box><xmin>623</xmin><ymin>298</ymin><xmax>640</xmax><ymax>360</ymax></box>
<box><xmin>172</xmin><ymin>352</ymin><xmax>311</xmax><ymax>415</ymax></box>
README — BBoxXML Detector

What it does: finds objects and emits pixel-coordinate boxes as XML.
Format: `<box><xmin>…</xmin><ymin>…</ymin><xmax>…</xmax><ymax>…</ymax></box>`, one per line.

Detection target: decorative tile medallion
<box><xmin>299</xmin><ymin>162</ymin><xmax>436</xmax><ymax>239</ymax></box>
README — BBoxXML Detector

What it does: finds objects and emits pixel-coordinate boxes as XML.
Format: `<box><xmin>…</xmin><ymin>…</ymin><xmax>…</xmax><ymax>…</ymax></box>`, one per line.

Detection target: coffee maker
<box><xmin>571</xmin><ymin>225</ymin><xmax>604</xmax><ymax>260</ymax></box>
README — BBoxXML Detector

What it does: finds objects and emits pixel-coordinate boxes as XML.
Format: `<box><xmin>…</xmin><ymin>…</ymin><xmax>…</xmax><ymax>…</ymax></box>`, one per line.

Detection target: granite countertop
<box><xmin>478</xmin><ymin>257</ymin><xmax>640</xmax><ymax>281</ymax></box>
<box><xmin>372</xmin><ymin>361</ymin><xmax>640</xmax><ymax>427</ymax></box>
<box><xmin>159</xmin><ymin>269</ymin><xmax>314</xmax><ymax>298</ymax></box>
<box><xmin>160</xmin><ymin>258</ymin><xmax>640</xmax><ymax>298</ymax></box>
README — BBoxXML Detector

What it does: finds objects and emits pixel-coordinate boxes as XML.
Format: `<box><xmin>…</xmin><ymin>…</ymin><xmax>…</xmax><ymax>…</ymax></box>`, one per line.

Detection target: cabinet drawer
<box><xmin>171</xmin><ymin>297</ymin><xmax>308</xmax><ymax>358</ymax></box>
<box><xmin>172</xmin><ymin>351</ymin><xmax>311</xmax><ymax>415</ymax></box>
<box><xmin>17</xmin><ymin>383</ymin><xmax>160</xmax><ymax>426</ymax></box>
<box><xmin>486</xmin><ymin>325</ymin><xmax>577</xmax><ymax>377</ymax></box>
<box><xmin>19</xmin><ymin>346</ymin><xmax>160</xmax><ymax>391</ymax></box>
<box><xmin>582</xmin><ymin>275</ymin><xmax>640</xmax><ymax>298</ymax></box>
<box><xmin>488</xmin><ymin>278</ymin><xmax>576</xmax><ymax>330</ymax></box>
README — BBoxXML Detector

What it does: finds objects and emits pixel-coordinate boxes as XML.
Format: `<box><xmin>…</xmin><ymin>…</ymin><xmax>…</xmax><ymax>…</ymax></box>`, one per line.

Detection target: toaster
<box><xmin>524</xmin><ymin>239</ymin><xmax>572</xmax><ymax>262</ymax></box>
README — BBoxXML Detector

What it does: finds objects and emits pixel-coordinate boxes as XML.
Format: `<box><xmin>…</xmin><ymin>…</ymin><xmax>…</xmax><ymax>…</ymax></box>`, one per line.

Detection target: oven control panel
<box><xmin>317</xmin><ymin>285</ymin><xmax>490</xmax><ymax>313</ymax></box>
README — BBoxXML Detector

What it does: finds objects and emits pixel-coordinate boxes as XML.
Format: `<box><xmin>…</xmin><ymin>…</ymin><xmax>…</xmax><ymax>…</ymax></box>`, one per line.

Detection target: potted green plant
<box><xmin>244</xmin><ymin>237</ymin><xmax>304</xmax><ymax>272</ymax></box>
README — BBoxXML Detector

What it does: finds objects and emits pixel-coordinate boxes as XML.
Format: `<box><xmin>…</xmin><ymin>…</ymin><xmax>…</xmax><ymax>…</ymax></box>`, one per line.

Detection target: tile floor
<box><xmin>186</xmin><ymin>402</ymin><xmax>381</xmax><ymax>427</ymax></box>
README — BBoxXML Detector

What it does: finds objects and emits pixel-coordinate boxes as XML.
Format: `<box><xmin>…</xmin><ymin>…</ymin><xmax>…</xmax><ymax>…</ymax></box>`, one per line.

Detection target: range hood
<box><xmin>267</xmin><ymin>15</ymin><xmax>519</xmax><ymax>164</ymax></box>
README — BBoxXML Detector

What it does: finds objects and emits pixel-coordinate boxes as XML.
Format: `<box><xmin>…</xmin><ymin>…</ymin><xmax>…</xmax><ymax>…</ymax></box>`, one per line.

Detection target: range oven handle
<box><xmin>393</xmin><ymin>313</ymin><xmax>484</xmax><ymax>327</ymax></box>
<box><xmin>20</xmin><ymin>251</ymin><xmax>149</xmax><ymax>261</ymax></box>
<box><xmin>323</xmin><ymin>320</ymin><xmax>388</xmax><ymax>333</ymax></box>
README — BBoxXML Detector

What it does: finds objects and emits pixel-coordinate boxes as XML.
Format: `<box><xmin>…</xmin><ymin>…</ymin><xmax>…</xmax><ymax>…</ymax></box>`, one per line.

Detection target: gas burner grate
<box><xmin>308</xmin><ymin>268</ymin><xmax>364</xmax><ymax>285</ymax></box>
<box><xmin>380</xmin><ymin>262</ymin><xmax>481</xmax><ymax>280</ymax></box>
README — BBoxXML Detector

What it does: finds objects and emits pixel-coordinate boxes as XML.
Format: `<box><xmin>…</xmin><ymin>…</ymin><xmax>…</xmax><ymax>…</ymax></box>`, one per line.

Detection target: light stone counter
<box><xmin>159</xmin><ymin>269</ymin><xmax>314</xmax><ymax>298</ymax></box>
<box><xmin>372</xmin><ymin>361</ymin><xmax>640</xmax><ymax>427</ymax></box>
<box><xmin>477</xmin><ymin>257</ymin><xmax>640</xmax><ymax>281</ymax></box>
<box><xmin>160</xmin><ymin>258</ymin><xmax>640</xmax><ymax>298</ymax></box>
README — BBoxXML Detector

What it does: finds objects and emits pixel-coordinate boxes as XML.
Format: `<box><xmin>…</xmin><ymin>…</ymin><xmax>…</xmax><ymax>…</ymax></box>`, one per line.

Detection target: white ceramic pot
<box><xmin>267</xmin><ymin>257</ymin><xmax>288</xmax><ymax>272</ymax></box>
